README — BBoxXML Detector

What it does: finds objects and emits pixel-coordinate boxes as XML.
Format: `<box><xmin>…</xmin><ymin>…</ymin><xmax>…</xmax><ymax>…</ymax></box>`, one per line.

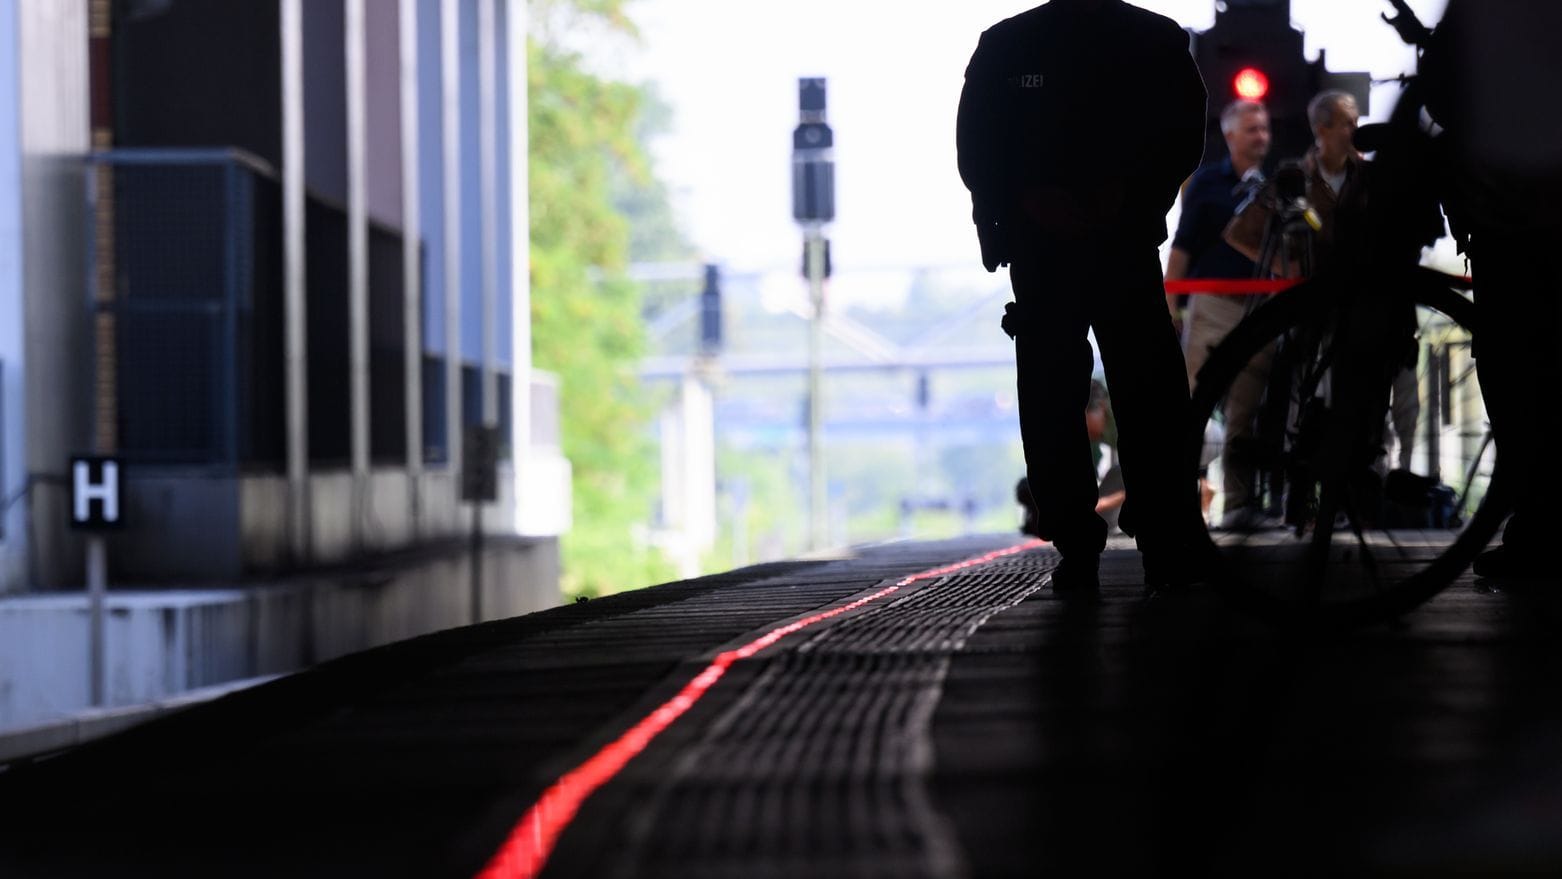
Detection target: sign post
<box><xmin>70</xmin><ymin>456</ymin><xmax>122</xmax><ymax>706</ymax></box>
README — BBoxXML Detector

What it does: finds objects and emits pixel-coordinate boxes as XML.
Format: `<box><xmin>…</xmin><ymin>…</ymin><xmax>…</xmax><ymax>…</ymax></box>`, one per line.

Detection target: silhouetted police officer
<box><xmin>957</xmin><ymin>0</ymin><xmax>1207</xmax><ymax>589</ymax></box>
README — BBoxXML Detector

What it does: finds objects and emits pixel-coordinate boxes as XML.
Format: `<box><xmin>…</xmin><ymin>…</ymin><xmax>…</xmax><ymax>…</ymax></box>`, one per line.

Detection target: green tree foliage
<box><xmin>528</xmin><ymin>2</ymin><xmax>674</xmax><ymax>597</ymax></box>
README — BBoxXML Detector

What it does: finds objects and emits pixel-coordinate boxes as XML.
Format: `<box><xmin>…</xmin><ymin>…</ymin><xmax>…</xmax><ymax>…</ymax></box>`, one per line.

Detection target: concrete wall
<box><xmin>17</xmin><ymin>1</ymin><xmax>89</xmax><ymax>591</ymax></box>
<box><xmin>0</xmin><ymin>0</ymin><xmax>27</xmax><ymax>595</ymax></box>
<box><xmin>112</xmin><ymin>471</ymin><xmax>245</xmax><ymax>580</ymax></box>
<box><xmin>241</xmin><ymin>474</ymin><xmax>290</xmax><ymax>571</ymax></box>
<box><xmin>108</xmin><ymin>464</ymin><xmax>552</xmax><ymax>581</ymax></box>
<box><xmin>0</xmin><ymin>535</ymin><xmax>559</xmax><ymax>732</ymax></box>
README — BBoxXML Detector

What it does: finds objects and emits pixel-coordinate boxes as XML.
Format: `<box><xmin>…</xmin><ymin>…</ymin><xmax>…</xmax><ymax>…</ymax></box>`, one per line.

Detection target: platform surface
<box><xmin>2</xmin><ymin>534</ymin><xmax>1560</xmax><ymax>877</ymax></box>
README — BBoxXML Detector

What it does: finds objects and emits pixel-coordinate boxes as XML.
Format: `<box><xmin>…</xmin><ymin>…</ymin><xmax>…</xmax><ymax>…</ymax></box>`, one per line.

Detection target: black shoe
<box><xmin>1051</xmin><ymin>553</ymin><xmax>1100</xmax><ymax>592</ymax></box>
<box><xmin>1472</xmin><ymin>544</ymin><xmax>1550</xmax><ymax>580</ymax></box>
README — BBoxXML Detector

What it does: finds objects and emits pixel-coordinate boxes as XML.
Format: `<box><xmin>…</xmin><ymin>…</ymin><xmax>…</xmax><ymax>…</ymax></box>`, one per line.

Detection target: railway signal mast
<box><xmin>792</xmin><ymin>77</ymin><xmax>834</xmax><ymax>550</ymax></box>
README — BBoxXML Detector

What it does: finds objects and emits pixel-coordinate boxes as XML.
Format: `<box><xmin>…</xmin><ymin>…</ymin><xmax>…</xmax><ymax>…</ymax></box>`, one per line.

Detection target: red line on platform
<box><xmin>473</xmin><ymin>538</ymin><xmax>1048</xmax><ymax>879</ymax></box>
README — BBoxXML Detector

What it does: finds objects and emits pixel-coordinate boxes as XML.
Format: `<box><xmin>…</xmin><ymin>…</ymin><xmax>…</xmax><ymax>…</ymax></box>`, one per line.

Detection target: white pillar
<box><xmin>440</xmin><ymin>0</ymin><xmax>462</xmax><ymax>478</ymax></box>
<box><xmin>281</xmin><ymin>0</ymin><xmax>310</xmax><ymax>562</ymax></box>
<box><xmin>0</xmin><ymin>0</ymin><xmax>24</xmax><ymax>581</ymax></box>
<box><xmin>506</xmin><ymin>0</ymin><xmax>532</xmax><ymax>533</ymax></box>
<box><xmin>345</xmin><ymin>0</ymin><xmax>370</xmax><ymax>546</ymax></box>
<box><xmin>478</xmin><ymin>0</ymin><xmax>498</xmax><ymax>429</ymax></box>
<box><xmin>399</xmin><ymin>0</ymin><xmax>424</xmax><ymax>532</ymax></box>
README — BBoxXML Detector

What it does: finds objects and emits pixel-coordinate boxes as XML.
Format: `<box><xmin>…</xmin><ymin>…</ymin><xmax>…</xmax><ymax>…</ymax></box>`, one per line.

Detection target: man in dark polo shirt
<box><xmin>1168</xmin><ymin>99</ymin><xmax>1270</xmax><ymax>379</ymax></box>
<box><xmin>957</xmin><ymin>0</ymin><xmax>1207</xmax><ymax>590</ymax></box>
<box><xmin>1166</xmin><ymin>99</ymin><xmax>1270</xmax><ymax>526</ymax></box>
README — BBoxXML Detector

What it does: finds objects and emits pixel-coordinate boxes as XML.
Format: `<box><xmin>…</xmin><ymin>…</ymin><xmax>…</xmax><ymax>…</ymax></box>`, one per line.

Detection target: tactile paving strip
<box><xmin>583</xmin><ymin>551</ymin><xmax>1060</xmax><ymax>879</ymax></box>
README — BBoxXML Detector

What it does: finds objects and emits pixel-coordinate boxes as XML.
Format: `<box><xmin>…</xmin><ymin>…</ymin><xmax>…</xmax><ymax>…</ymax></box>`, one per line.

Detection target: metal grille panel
<box><xmin>99</xmin><ymin>152</ymin><xmax>285</xmax><ymax>469</ymax></box>
<box><xmin>587</xmin><ymin>551</ymin><xmax>1056</xmax><ymax>879</ymax></box>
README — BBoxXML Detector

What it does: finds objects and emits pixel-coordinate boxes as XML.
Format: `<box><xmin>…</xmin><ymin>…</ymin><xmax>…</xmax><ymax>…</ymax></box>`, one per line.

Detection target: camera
<box><xmin>1276</xmin><ymin>159</ymin><xmax>1307</xmax><ymax>201</ymax></box>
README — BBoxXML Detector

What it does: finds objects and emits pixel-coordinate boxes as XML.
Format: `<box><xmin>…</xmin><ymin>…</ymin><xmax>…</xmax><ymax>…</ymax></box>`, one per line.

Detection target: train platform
<box><xmin>3</xmin><ymin>533</ymin><xmax>1561</xmax><ymax>877</ymax></box>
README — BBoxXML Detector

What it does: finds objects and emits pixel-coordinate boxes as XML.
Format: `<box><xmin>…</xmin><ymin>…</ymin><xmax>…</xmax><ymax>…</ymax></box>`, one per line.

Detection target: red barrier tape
<box><xmin>1164</xmin><ymin>274</ymin><xmax>1474</xmax><ymax>296</ymax></box>
<box><xmin>1163</xmin><ymin>278</ymin><xmax>1300</xmax><ymax>295</ymax></box>
<box><xmin>473</xmin><ymin>538</ymin><xmax>1048</xmax><ymax>879</ymax></box>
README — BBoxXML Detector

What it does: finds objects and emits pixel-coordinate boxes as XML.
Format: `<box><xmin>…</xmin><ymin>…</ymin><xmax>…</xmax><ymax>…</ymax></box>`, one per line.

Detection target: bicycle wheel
<box><xmin>1187</xmin><ymin>268</ymin><xmax>1510</xmax><ymax>628</ymax></box>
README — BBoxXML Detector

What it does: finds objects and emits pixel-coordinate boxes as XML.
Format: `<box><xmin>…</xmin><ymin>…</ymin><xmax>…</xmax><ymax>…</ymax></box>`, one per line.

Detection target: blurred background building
<box><xmin>0</xmin><ymin>0</ymin><xmax>568</xmax><ymax>733</ymax></box>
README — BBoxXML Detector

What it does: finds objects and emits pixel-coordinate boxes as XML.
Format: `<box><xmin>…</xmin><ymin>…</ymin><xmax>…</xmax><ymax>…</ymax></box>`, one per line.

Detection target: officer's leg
<box><xmin>1009</xmin><ymin>256</ymin><xmax>1105</xmax><ymax>559</ymax></box>
<box><xmin>1090</xmin><ymin>247</ymin><xmax>1200</xmax><ymax>560</ymax></box>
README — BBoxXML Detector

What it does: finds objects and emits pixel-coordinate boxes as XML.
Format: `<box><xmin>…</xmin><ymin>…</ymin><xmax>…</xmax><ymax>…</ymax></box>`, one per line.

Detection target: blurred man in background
<box><xmin>1167</xmin><ymin>99</ymin><xmax>1271</xmax><ymax>528</ymax></box>
<box><xmin>1227</xmin><ymin>91</ymin><xmax>1361</xmax><ymax>271</ymax></box>
<box><xmin>1167</xmin><ymin>99</ymin><xmax>1270</xmax><ymax>360</ymax></box>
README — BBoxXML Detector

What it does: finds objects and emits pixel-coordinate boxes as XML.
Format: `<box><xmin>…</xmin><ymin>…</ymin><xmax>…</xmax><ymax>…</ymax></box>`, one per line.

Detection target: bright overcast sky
<box><xmin>598</xmin><ymin>0</ymin><xmax>1448</xmax><ymax>274</ymax></box>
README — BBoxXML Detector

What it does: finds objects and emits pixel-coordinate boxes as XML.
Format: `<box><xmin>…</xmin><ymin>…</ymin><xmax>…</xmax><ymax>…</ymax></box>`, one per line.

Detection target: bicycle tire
<box><xmin>1186</xmin><ymin>268</ymin><xmax>1510</xmax><ymax>629</ymax></box>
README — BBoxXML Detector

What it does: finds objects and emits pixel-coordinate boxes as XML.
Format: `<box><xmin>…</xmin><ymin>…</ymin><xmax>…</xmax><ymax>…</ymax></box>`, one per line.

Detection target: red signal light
<box><xmin>1233</xmin><ymin>67</ymin><xmax>1270</xmax><ymax>101</ymax></box>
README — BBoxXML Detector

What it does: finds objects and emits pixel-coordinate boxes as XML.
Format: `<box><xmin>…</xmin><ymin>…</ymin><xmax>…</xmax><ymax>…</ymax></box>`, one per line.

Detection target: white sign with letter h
<box><xmin>71</xmin><ymin>458</ymin><xmax>120</xmax><ymax>526</ymax></box>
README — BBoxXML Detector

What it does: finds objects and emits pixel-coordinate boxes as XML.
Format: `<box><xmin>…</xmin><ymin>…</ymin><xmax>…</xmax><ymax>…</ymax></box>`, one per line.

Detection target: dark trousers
<box><xmin>1009</xmin><ymin>239</ymin><xmax>1197</xmax><ymax>559</ymax></box>
<box><xmin>1473</xmin><ymin>231</ymin><xmax>1562</xmax><ymax>548</ymax></box>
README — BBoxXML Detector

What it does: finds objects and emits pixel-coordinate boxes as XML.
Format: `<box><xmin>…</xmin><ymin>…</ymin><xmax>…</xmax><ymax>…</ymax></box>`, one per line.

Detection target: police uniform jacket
<box><xmin>957</xmin><ymin>0</ymin><xmax>1207</xmax><ymax>252</ymax></box>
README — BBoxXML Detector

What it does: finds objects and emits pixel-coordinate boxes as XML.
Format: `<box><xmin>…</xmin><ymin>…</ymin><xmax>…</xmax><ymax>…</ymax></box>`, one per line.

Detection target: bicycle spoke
<box><xmin>1455</xmin><ymin>428</ymin><xmax>1495</xmax><ymax>517</ymax></box>
<box><xmin>1295</xmin><ymin>333</ymin><xmax>1337</xmax><ymax>406</ymax></box>
<box><xmin>1305</xmin><ymin>479</ymin><xmax>1339</xmax><ymax>604</ymax></box>
<box><xmin>1342</xmin><ymin>479</ymin><xmax>1387</xmax><ymax>595</ymax></box>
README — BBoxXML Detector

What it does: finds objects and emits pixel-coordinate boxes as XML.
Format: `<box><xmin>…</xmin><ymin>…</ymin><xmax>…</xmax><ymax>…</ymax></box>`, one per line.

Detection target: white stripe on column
<box><xmin>281</xmin><ymin>0</ymin><xmax>311</xmax><ymax>561</ymax></box>
<box><xmin>346</xmin><ymin>0</ymin><xmax>370</xmax><ymax>546</ymax></box>
<box><xmin>441</xmin><ymin>0</ymin><xmax>462</xmax><ymax>478</ymax></box>
<box><xmin>399</xmin><ymin>0</ymin><xmax>424</xmax><ymax>531</ymax></box>
<box><xmin>478</xmin><ymin>0</ymin><xmax>498</xmax><ymax>428</ymax></box>
<box><xmin>505</xmin><ymin>0</ymin><xmax>532</xmax><ymax>533</ymax></box>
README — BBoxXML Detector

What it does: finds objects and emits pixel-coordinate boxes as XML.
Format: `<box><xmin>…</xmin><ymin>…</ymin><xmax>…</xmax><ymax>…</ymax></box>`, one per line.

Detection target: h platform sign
<box><xmin>70</xmin><ymin>456</ymin><xmax>123</xmax><ymax>529</ymax></box>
